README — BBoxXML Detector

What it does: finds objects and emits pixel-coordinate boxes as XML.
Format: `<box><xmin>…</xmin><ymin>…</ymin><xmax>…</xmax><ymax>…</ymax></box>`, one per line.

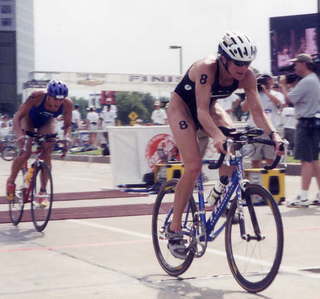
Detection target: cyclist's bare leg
<box><xmin>167</xmin><ymin>94</ymin><xmax>202</xmax><ymax>232</ymax></box>
<box><xmin>7</xmin><ymin>117</ymin><xmax>33</xmax><ymax>185</ymax></box>
<box><xmin>209</xmin><ymin>102</ymin><xmax>235</xmax><ymax>177</ymax></box>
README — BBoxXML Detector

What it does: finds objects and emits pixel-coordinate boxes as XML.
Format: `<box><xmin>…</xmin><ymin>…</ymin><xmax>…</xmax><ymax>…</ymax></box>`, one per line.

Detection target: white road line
<box><xmin>68</xmin><ymin>219</ymin><xmax>151</xmax><ymax>239</ymax></box>
<box><xmin>68</xmin><ymin>219</ymin><xmax>320</xmax><ymax>279</ymax></box>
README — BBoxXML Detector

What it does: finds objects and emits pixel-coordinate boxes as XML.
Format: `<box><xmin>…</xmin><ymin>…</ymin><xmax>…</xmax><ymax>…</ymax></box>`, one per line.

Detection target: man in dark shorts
<box><xmin>280</xmin><ymin>53</ymin><xmax>320</xmax><ymax>207</ymax></box>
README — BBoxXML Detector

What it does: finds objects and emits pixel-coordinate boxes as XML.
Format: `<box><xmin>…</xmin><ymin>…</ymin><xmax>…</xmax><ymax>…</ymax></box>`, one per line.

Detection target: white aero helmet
<box><xmin>218</xmin><ymin>31</ymin><xmax>257</xmax><ymax>62</ymax></box>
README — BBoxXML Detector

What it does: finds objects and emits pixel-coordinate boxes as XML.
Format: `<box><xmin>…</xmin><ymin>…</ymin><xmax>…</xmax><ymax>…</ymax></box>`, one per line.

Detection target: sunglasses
<box><xmin>231</xmin><ymin>59</ymin><xmax>251</xmax><ymax>67</ymax></box>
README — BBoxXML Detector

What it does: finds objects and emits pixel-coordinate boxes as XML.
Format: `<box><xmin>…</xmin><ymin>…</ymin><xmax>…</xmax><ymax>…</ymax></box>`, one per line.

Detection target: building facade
<box><xmin>0</xmin><ymin>0</ymin><xmax>34</xmax><ymax>115</ymax></box>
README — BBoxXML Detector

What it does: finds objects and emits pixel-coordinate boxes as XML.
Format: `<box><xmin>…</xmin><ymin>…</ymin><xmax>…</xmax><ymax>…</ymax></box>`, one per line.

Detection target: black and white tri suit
<box><xmin>174</xmin><ymin>63</ymin><xmax>239</xmax><ymax>129</ymax></box>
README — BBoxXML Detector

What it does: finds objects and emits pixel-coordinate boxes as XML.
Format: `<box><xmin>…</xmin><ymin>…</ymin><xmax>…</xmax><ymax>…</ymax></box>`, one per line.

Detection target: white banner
<box><xmin>23</xmin><ymin>71</ymin><xmax>182</xmax><ymax>101</ymax></box>
<box><xmin>108</xmin><ymin>125</ymin><xmax>219</xmax><ymax>187</ymax></box>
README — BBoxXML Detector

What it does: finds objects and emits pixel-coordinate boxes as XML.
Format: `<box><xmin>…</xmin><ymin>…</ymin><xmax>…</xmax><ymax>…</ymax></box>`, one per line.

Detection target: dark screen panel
<box><xmin>270</xmin><ymin>13</ymin><xmax>320</xmax><ymax>75</ymax></box>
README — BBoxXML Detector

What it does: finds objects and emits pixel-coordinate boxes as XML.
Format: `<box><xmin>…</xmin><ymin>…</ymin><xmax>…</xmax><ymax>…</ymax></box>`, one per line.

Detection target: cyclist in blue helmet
<box><xmin>6</xmin><ymin>80</ymin><xmax>73</xmax><ymax>201</ymax></box>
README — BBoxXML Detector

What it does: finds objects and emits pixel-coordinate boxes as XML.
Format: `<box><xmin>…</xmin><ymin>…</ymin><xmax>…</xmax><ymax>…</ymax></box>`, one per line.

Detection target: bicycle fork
<box><xmin>238</xmin><ymin>184</ymin><xmax>266</xmax><ymax>242</ymax></box>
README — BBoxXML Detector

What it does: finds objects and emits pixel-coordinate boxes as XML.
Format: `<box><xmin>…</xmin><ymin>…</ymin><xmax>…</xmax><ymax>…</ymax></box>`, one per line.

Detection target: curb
<box><xmin>52</xmin><ymin>154</ymin><xmax>110</xmax><ymax>163</ymax></box>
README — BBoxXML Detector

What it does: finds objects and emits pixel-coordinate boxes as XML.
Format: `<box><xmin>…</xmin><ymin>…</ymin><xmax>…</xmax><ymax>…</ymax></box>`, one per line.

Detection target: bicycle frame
<box><xmin>21</xmin><ymin>134</ymin><xmax>55</xmax><ymax>203</ymax></box>
<box><xmin>196</xmin><ymin>155</ymin><xmax>245</xmax><ymax>241</ymax></box>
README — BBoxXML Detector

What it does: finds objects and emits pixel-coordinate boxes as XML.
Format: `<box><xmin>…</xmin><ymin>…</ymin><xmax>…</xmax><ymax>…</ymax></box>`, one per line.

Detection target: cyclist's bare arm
<box><xmin>62</xmin><ymin>98</ymin><xmax>73</xmax><ymax>139</ymax></box>
<box><xmin>240</xmin><ymin>71</ymin><xmax>283</xmax><ymax>152</ymax></box>
<box><xmin>194</xmin><ymin>60</ymin><xmax>226</xmax><ymax>153</ymax></box>
<box><xmin>13</xmin><ymin>91</ymin><xmax>43</xmax><ymax>138</ymax></box>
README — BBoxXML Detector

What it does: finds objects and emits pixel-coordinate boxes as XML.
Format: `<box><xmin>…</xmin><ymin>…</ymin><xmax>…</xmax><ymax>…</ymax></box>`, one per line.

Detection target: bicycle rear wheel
<box><xmin>225</xmin><ymin>184</ymin><xmax>283</xmax><ymax>293</ymax></box>
<box><xmin>2</xmin><ymin>145</ymin><xmax>18</xmax><ymax>161</ymax></box>
<box><xmin>152</xmin><ymin>179</ymin><xmax>197</xmax><ymax>276</ymax></box>
<box><xmin>9</xmin><ymin>169</ymin><xmax>25</xmax><ymax>225</ymax></box>
<box><xmin>31</xmin><ymin>162</ymin><xmax>54</xmax><ymax>232</ymax></box>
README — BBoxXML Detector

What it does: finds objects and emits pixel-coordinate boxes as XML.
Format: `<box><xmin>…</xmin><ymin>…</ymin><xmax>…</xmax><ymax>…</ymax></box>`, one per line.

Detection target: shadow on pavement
<box><xmin>0</xmin><ymin>226</ymin><xmax>44</xmax><ymax>245</ymax></box>
<box><xmin>139</xmin><ymin>274</ymin><xmax>272</xmax><ymax>299</ymax></box>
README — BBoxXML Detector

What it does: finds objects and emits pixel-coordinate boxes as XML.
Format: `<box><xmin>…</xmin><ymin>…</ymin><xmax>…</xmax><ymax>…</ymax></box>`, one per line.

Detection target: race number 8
<box><xmin>179</xmin><ymin>120</ymin><xmax>188</xmax><ymax>130</ymax></box>
<box><xmin>200</xmin><ymin>74</ymin><xmax>208</xmax><ymax>84</ymax></box>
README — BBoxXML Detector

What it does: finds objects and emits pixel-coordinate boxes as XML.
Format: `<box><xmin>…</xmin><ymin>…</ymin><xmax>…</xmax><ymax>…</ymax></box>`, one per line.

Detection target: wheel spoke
<box><xmin>152</xmin><ymin>179</ymin><xmax>196</xmax><ymax>276</ymax></box>
<box><xmin>225</xmin><ymin>184</ymin><xmax>283</xmax><ymax>293</ymax></box>
<box><xmin>31</xmin><ymin>163</ymin><xmax>53</xmax><ymax>232</ymax></box>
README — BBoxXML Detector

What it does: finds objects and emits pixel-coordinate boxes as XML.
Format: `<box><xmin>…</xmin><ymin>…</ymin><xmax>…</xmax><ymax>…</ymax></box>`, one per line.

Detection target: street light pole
<box><xmin>169</xmin><ymin>45</ymin><xmax>183</xmax><ymax>75</ymax></box>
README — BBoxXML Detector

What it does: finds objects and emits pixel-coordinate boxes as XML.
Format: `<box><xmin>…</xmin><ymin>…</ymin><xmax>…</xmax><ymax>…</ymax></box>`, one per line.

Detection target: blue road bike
<box><xmin>152</xmin><ymin>127</ymin><xmax>284</xmax><ymax>293</ymax></box>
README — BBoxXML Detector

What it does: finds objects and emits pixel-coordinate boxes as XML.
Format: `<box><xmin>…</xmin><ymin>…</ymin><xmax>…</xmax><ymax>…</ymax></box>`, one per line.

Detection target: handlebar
<box><xmin>25</xmin><ymin>131</ymin><xmax>57</xmax><ymax>141</ymax></box>
<box><xmin>207</xmin><ymin>126</ymin><xmax>286</xmax><ymax>170</ymax></box>
<box><xmin>208</xmin><ymin>143</ymin><xmax>227</xmax><ymax>169</ymax></box>
<box><xmin>19</xmin><ymin>131</ymin><xmax>58</xmax><ymax>153</ymax></box>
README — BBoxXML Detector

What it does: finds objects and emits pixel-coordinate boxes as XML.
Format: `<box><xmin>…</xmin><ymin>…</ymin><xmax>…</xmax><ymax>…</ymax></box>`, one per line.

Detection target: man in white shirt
<box><xmin>280</xmin><ymin>105</ymin><xmax>297</xmax><ymax>155</ymax></box>
<box><xmin>151</xmin><ymin>101</ymin><xmax>167</xmax><ymax>125</ymax></box>
<box><xmin>71</xmin><ymin>104</ymin><xmax>81</xmax><ymax>130</ymax></box>
<box><xmin>71</xmin><ymin>104</ymin><xmax>82</xmax><ymax>147</ymax></box>
<box><xmin>86</xmin><ymin>107</ymin><xmax>99</xmax><ymax>148</ymax></box>
<box><xmin>218</xmin><ymin>93</ymin><xmax>240</xmax><ymax>120</ymax></box>
<box><xmin>101</xmin><ymin>104</ymin><xmax>117</xmax><ymax>127</ymax></box>
<box><xmin>243</xmin><ymin>74</ymin><xmax>285</xmax><ymax>168</ymax></box>
<box><xmin>100</xmin><ymin>104</ymin><xmax>117</xmax><ymax>154</ymax></box>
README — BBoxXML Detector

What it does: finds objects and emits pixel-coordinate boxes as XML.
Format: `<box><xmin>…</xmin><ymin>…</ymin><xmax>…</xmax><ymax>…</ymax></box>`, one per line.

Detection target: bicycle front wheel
<box><xmin>31</xmin><ymin>162</ymin><xmax>54</xmax><ymax>232</ymax></box>
<box><xmin>225</xmin><ymin>184</ymin><xmax>284</xmax><ymax>293</ymax></box>
<box><xmin>152</xmin><ymin>179</ymin><xmax>197</xmax><ymax>276</ymax></box>
<box><xmin>9</xmin><ymin>169</ymin><xmax>25</xmax><ymax>225</ymax></box>
<box><xmin>2</xmin><ymin>145</ymin><xmax>18</xmax><ymax>161</ymax></box>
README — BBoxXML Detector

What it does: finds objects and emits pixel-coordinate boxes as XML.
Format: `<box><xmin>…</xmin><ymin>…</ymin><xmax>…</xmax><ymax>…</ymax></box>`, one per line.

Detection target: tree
<box><xmin>116</xmin><ymin>92</ymin><xmax>159</xmax><ymax>125</ymax></box>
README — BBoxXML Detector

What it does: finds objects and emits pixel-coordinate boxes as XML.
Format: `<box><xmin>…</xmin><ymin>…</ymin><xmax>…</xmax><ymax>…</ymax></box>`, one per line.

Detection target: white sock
<box><xmin>300</xmin><ymin>190</ymin><xmax>308</xmax><ymax>201</ymax></box>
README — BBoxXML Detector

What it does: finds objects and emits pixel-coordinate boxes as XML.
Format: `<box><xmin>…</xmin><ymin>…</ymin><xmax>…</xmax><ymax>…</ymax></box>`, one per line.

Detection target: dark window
<box><xmin>1</xmin><ymin>5</ymin><xmax>11</xmax><ymax>13</ymax></box>
<box><xmin>1</xmin><ymin>17</ymin><xmax>11</xmax><ymax>26</ymax></box>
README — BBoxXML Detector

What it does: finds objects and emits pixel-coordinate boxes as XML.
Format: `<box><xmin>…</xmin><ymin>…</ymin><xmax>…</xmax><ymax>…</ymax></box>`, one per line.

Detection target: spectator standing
<box><xmin>243</xmin><ymin>74</ymin><xmax>285</xmax><ymax>168</ymax></box>
<box><xmin>280</xmin><ymin>104</ymin><xmax>297</xmax><ymax>155</ymax></box>
<box><xmin>0</xmin><ymin>114</ymin><xmax>11</xmax><ymax>138</ymax></box>
<box><xmin>151</xmin><ymin>101</ymin><xmax>167</xmax><ymax>125</ymax></box>
<box><xmin>0</xmin><ymin>121</ymin><xmax>10</xmax><ymax>139</ymax></box>
<box><xmin>100</xmin><ymin>104</ymin><xmax>117</xmax><ymax>155</ymax></box>
<box><xmin>86</xmin><ymin>107</ymin><xmax>99</xmax><ymax>149</ymax></box>
<box><xmin>71</xmin><ymin>104</ymin><xmax>81</xmax><ymax>147</ymax></box>
<box><xmin>218</xmin><ymin>93</ymin><xmax>241</xmax><ymax>121</ymax></box>
<box><xmin>71</xmin><ymin>104</ymin><xmax>81</xmax><ymax>130</ymax></box>
<box><xmin>280</xmin><ymin>53</ymin><xmax>320</xmax><ymax>207</ymax></box>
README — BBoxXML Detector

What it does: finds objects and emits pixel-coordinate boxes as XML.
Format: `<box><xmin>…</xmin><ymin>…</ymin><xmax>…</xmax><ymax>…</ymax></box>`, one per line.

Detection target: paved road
<box><xmin>0</xmin><ymin>160</ymin><xmax>319</xmax><ymax>298</ymax></box>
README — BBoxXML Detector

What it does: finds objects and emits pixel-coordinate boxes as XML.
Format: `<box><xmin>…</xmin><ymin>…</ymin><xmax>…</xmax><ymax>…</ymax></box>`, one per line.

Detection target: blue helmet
<box><xmin>47</xmin><ymin>80</ymin><xmax>68</xmax><ymax>99</ymax></box>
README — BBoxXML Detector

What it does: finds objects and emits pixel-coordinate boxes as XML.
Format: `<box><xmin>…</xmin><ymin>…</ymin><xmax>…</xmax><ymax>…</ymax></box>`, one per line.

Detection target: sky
<box><xmin>33</xmin><ymin>0</ymin><xmax>317</xmax><ymax>76</ymax></box>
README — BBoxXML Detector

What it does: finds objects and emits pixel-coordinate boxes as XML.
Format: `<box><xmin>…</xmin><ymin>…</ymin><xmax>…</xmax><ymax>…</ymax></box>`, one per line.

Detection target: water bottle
<box><xmin>208</xmin><ymin>175</ymin><xmax>229</xmax><ymax>206</ymax></box>
<box><xmin>24</xmin><ymin>167</ymin><xmax>34</xmax><ymax>188</ymax></box>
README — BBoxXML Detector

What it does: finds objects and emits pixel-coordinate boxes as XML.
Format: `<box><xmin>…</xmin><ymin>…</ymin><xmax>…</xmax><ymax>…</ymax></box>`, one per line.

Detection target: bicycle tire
<box><xmin>152</xmin><ymin>179</ymin><xmax>197</xmax><ymax>276</ymax></box>
<box><xmin>2</xmin><ymin>145</ymin><xmax>18</xmax><ymax>161</ymax></box>
<box><xmin>225</xmin><ymin>184</ymin><xmax>284</xmax><ymax>293</ymax></box>
<box><xmin>9</xmin><ymin>169</ymin><xmax>26</xmax><ymax>226</ymax></box>
<box><xmin>30</xmin><ymin>162</ymin><xmax>54</xmax><ymax>232</ymax></box>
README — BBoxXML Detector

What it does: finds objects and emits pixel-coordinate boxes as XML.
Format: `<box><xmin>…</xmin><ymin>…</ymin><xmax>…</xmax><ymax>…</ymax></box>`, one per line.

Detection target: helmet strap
<box><xmin>219</xmin><ymin>56</ymin><xmax>231</xmax><ymax>75</ymax></box>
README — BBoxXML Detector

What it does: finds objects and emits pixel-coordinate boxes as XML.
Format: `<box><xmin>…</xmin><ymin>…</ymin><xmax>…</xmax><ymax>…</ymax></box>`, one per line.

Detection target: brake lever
<box><xmin>264</xmin><ymin>142</ymin><xmax>286</xmax><ymax>170</ymax></box>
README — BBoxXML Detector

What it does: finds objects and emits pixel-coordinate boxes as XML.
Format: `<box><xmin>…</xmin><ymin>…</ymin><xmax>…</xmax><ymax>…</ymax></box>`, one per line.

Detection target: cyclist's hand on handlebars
<box><xmin>213</xmin><ymin>132</ymin><xmax>227</xmax><ymax>154</ymax></box>
<box><xmin>271</xmin><ymin>132</ymin><xmax>285</xmax><ymax>155</ymax></box>
<box><xmin>60</xmin><ymin>139</ymin><xmax>70</xmax><ymax>158</ymax></box>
